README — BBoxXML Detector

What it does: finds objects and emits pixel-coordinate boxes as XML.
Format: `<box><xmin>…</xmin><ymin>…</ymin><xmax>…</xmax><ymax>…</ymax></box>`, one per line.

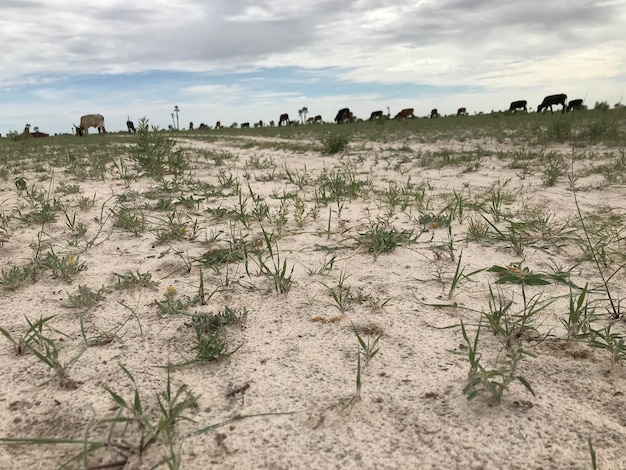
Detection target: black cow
<box><xmin>369</xmin><ymin>110</ymin><xmax>383</xmax><ymax>121</ymax></box>
<box><xmin>335</xmin><ymin>108</ymin><xmax>352</xmax><ymax>124</ymax></box>
<box><xmin>509</xmin><ymin>100</ymin><xmax>528</xmax><ymax>113</ymax></box>
<box><xmin>241</xmin><ymin>122</ymin><xmax>250</xmax><ymax>128</ymax></box>
<box><xmin>567</xmin><ymin>99</ymin><xmax>584</xmax><ymax>112</ymax></box>
<box><xmin>126</xmin><ymin>120</ymin><xmax>136</xmax><ymax>133</ymax></box>
<box><xmin>538</xmin><ymin>94</ymin><xmax>567</xmax><ymax>113</ymax></box>
<box><xmin>430</xmin><ymin>109</ymin><xmax>440</xmax><ymax>118</ymax></box>
<box><xmin>279</xmin><ymin>113</ymin><xmax>290</xmax><ymax>126</ymax></box>
<box><xmin>456</xmin><ymin>107</ymin><xmax>467</xmax><ymax>116</ymax></box>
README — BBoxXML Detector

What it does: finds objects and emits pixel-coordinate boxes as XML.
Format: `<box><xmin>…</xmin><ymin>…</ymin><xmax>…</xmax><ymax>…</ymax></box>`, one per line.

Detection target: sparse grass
<box><xmin>253</xmin><ymin>227</ymin><xmax>294</xmax><ymax>294</ymax></box>
<box><xmin>320</xmin><ymin>133</ymin><xmax>349</xmax><ymax>154</ymax></box>
<box><xmin>2</xmin><ymin>112</ymin><xmax>626</xmax><ymax>467</ymax></box>
<box><xmin>454</xmin><ymin>321</ymin><xmax>536</xmax><ymax>405</ymax></box>
<box><xmin>62</xmin><ymin>285</ymin><xmax>105</xmax><ymax>310</ymax></box>
<box><xmin>355</xmin><ymin>219</ymin><xmax>418</xmax><ymax>258</ymax></box>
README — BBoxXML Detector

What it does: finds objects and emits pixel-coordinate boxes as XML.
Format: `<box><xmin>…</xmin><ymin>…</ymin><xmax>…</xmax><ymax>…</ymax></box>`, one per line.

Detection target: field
<box><xmin>1</xmin><ymin>110</ymin><xmax>626</xmax><ymax>469</ymax></box>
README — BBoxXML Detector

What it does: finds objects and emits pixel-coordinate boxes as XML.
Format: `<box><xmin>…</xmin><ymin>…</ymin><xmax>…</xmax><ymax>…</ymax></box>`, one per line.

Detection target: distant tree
<box><xmin>614</xmin><ymin>102</ymin><xmax>624</xmax><ymax>109</ymax></box>
<box><xmin>172</xmin><ymin>105</ymin><xmax>180</xmax><ymax>130</ymax></box>
<box><xmin>594</xmin><ymin>101</ymin><xmax>610</xmax><ymax>112</ymax></box>
<box><xmin>298</xmin><ymin>107</ymin><xmax>308</xmax><ymax>124</ymax></box>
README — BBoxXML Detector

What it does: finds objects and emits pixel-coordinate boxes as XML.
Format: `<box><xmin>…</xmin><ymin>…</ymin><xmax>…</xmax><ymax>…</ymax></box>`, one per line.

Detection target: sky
<box><xmin>1</xmin><ymin>0</ymin><xmax>625</xmax><ymax>135</ymax></box>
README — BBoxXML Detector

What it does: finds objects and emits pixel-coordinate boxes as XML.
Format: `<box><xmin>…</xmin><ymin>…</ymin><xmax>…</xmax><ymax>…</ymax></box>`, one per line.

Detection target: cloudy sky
<box><xmin>1</xmin><ymin>0</ymin><xmax>624</xmax><ymax>135</ymax></box>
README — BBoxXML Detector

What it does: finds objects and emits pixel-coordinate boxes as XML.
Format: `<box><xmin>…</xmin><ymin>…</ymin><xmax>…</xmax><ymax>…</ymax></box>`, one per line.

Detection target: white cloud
<box><xmin>1</xmin><ymin>0</ymin><xmax>625</xmax><ymax>134</ymax></box>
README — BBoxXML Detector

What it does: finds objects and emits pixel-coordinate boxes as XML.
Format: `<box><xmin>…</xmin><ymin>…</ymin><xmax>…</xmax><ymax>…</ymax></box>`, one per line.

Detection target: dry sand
<box><xmin>1</xmin><ymin>131</ymin><xmax>625</xmax><ymax>469</ymax></box>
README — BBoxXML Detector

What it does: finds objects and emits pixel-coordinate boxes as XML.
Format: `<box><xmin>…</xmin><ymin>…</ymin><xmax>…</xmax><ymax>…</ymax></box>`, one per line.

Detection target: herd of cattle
<box><xmin>19</xmin><ymin>93</ymin><xmax>586</xmax><ymax>138</ymax></box>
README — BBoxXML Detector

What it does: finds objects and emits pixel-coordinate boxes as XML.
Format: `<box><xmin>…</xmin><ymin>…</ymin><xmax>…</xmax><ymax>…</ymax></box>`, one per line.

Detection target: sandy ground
<box><xmin>1</xmin><ymin>131</ymin><xmax>625</xmax><ymax>469</ymax></box>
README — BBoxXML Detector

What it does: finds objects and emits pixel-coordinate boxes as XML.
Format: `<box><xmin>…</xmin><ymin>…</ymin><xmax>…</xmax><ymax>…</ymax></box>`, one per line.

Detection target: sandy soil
<box><xmin>1</xmin><ymin>131</ymin><xmax>625</xmax><ymax>469</ymax></box>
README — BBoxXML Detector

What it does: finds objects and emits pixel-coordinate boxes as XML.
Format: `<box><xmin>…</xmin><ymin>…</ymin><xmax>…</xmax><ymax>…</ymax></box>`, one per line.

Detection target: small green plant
<box><xmin>467</xmin><ymin>216</ymin><xmax>490</xmax><ymax>241</ymax></box>
<box><xmin>26</xmin><ymin>317</ymin><xmax>86</xmax><ymax>389</ymax></box>
<box><xmin>100</xmin><ymin>365</ymin><xmax>197</xmax><ymax>467</ymax></box>
<box><xmin>155</xmin><ymin>286</ymin><xmax>193</xmax><ymax>317</ymax></box>
<box><xmin>113</xmin><ymin>270</ymin><xmax>158</xmax><ymax>290</ymax></box>
<box><xmin>340</xmin><ymin>352</ymin><xmax>362</xmax><ymax>410</ymax></box>
<box><xmin>0</xmin><ymin>265</ymin><xmax>33</xmax><ymax>291</ymax></box>
<box><xmin>561</xmin><ymin>284</ymin><xmax>595</xmax><ymax>340</ymax></box>
<box><xmin>542</xmin><ymin>152</ymin><xmax>567</xmax><ymax>186</ymax></box>
<box><xmin>111</xmin><ymin>206</ymin><xmax>146</xmax><ymax>235</ymax></box>
<box><xmin>483</xmin><ymin>281</ymin><xmax>552</xmax><ymax>349</ymax></box>
<box><xmin>588</xmin><ymin>324</ymin><xmax>626</xmax><ymax>365</ymax></box>
<box><xmin>589</xmin><ymin>438</ymin><xmax>597</xmax><ymax>470</ymax></box>
<box><xmin>76</xmin><ymin>193</ymin><xmax>96</xmax><ymax>211</ymax></box>
<box><xmin>356</xmin><ymin>219</ymin><xmax>417</xmax><ymax>259</ymax></box>
<box><xmin>128</xmin><ymin>117</ymin><xmax>188</xmax><ymax>179</ymax></box>
<box><xmin>320</xmin><ymin>133</ymin><xmax>349</xmax><ymax>154</ymax></box>
<box><xmin>171</xmin><ymin>307</ymin><xmax>247</xmax><ymax>367</ymax></box>
<box><xmin>37</xmin><ymin>251</ymin><xmax>86</xmax><ymax>282</ymax></box>
<box><xmin>487</xmin><ymin>263</ymin><xmax>551</xmax><ymax>286</ymax></box>
<box><xmin>0</xmin><ymin>315</ymin><xmax>55</xmax><ymax>356</ymax></box>
<box><xmin>153</xmin><ymin>211</ymin><xmax>199</xmax><ymax>243</ymax></box>
<box><xmin>455</xmin><ymin>321</ymin><xmax>535</xmax><ymax>405</ymax></box>
<box><xmin>254</xmin><ymin>227</ymin><xmax>294</xmax><ymax>294</ymax></box>
<box><xmin>62</xmin><ymin>285</ymin><xmax>105</xmax><ymax>310</ymax></box>
<box><xmin>305</xmin><ymin>254</ymin><xmax>336</xmax><ymax>276</ymax></box>
<box><xmin>322</xmin><ymin>267</ymin><xmax>354</xmax><ymax>312</ymax></box>
<box><xmin>352</xmin><ymin>324</ymin><xmax>382</xmax><ymax>363</ymax></box>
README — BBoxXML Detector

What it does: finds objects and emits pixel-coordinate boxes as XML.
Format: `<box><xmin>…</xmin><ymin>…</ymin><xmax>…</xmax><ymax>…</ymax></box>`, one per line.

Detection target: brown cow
<box><xmin>457</xmin><ymin>107</ymin><xmax>467</xmax><ymax>116</ymax></box>
<box><xmin>313</xmin><ymin>115</ymin><xmax>322</xmax><ymax>124</ymax></box>
<box><xmin>279</xmin><ymin>113</ymin><xmax>290</xmax><ymax>126</ymax></box>
<box><xmin>430</xmin><ymin>109</ymin><xmax>440</xmax><ymax>118</ymax></box>
<box><xmin>394</xmin><ymin>108</ymin><xmax>415</xmax><ymax>119</ymax></box>
<box><xmin>189</xmin><ymin>122</ymin><xmax>194</xmax><ymax>130</ymax></box>
<box><xmin>269</xmin><ymin>120</ymin><xmax>275</xmax><ymax>127</ymax></box>
<box><xmin>215</xmin><ymin>121</ymin><xmax>222</xmax><ymax>129</ymax></box>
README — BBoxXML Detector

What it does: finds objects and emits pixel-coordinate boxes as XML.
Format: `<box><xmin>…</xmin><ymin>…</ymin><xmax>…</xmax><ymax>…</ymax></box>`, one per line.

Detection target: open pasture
<box><xmin>1</xmin><ymin>110</ymin><xmax>626</xmax><ymax>469</ymax></box>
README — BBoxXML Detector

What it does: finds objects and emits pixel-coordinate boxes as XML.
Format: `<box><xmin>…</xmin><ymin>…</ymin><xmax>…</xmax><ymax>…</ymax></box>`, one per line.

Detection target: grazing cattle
<box><xmin>335</xmin><ymin>108</ymin><xmax>352</xmax><ymax>124</ymax></box>
<box><xmin>126</xmin><ymin>119</ymin><xmax>136</xmax><ymax>133</ymax></box>
<box><xmin>430</xmin><ymin>109</ymin><xmax>440</xmax><ymax>118</ymax></box>
<box><xmin>567</xmin><ymin>99</ymin><xmax>584</xmax><ymax>112</ymax></box>
<box><xmin>279</xmin><ymin>113</ymin><xmax>291</xmax><ymax>126</ymax></box>
<box><xmin>215</xmin><ymin>121</ymin><xmax>222</xmax><ymax>129</ymax></box>
<box><xmin>198</xmin><ymin>123</ymin><xmax>208</xmax><ymax>129</ymax></box>
<box><xmin>509</xmin><ymin>100</ymin><xmax>528</xmax><ymax>113</ymax></box>
<box><xmin>314</xmin><ymin>115</ymin><xmax>322</xmax><ymax>124</ymax></box>
<box><xmin>23</xmin><ymin>126</ymin><xmax>30</xmax><ymax>136</ymax></box>
<box><xmin>457</xmin><ymin>107</ymin><xmax>467</xmax><ymax>116</ymax></box>
<box><xmin>241</xmin><ymin>122</ymin><xmax>250</xmax><ymax>128</ymax></box>
<box><xmin>189</xmin><ymin>122</ymin><xmax>194</xmax><ymax>130</ymax></box>
<box><xmin>306</xmin><ymin>117</ymin><xmax>315</xmax><ymax>124</ymax></box>
<box><xmin>538</xmin><ymin>94</ymin><xmax>567</xmax><ymax>113</ymax></box>
<box><xmin>369</xmin><ymin>110</ymin><xmax>384</xmax><ymax>121</ymax></box>
<box><xmin>269</xmin><ymin>120</ymin><xmax>275</xmax><ymax>127</ymax></box>
<box><xmin>394</xmin><ymin>108</ymin><xmax>415</xmax><ymax>119</ymax></box>
<box><xmin>74</xmin><ymin>114</ymin><xmax>106</xmax><ymax>136</ymax></box>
